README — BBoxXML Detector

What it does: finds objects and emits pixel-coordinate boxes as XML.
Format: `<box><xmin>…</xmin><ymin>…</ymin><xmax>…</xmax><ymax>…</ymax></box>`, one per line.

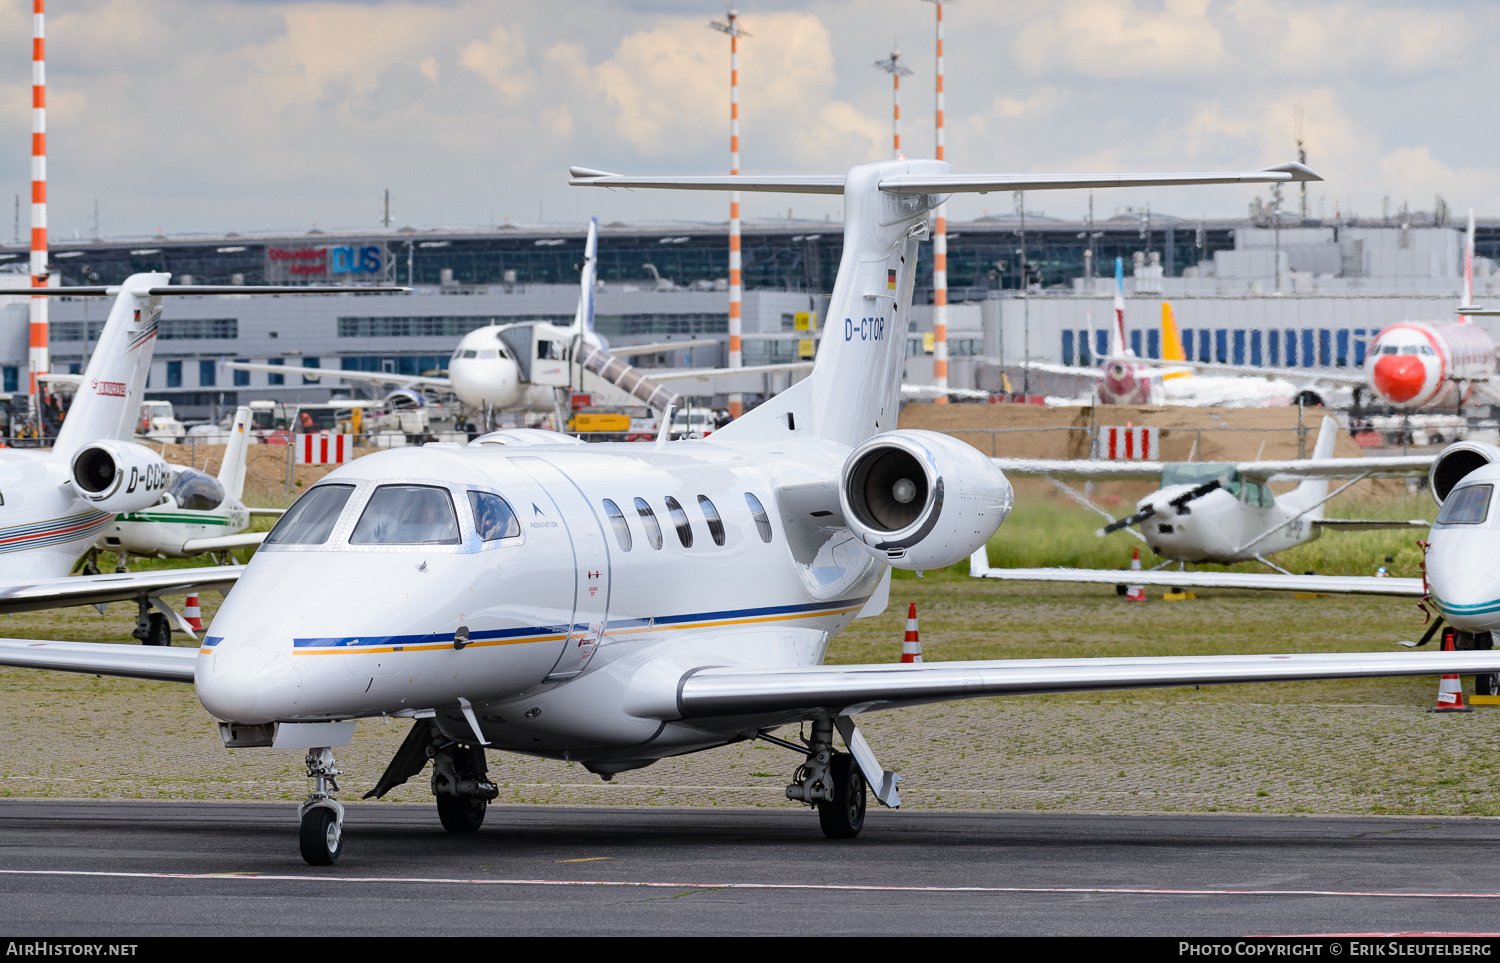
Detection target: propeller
<box><xmin>1097</xmin><ymin>478</ymin><xmax>1224</xmax><ymax>536</ymax></box>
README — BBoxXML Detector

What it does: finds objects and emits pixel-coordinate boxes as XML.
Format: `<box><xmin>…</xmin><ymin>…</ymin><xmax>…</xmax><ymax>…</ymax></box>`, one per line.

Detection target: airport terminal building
<box><xmin>1</xmin><ymin>209</ymin><xmax>1496</xmax><ymax>418</ymax></box>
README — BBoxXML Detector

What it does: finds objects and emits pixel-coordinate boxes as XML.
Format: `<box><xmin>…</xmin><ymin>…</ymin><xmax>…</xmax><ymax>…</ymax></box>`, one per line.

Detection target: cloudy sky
<box><xmin>0</xmin><ymin>0</ymin><xmax>1493</xmax><ymax>240</ymax></box>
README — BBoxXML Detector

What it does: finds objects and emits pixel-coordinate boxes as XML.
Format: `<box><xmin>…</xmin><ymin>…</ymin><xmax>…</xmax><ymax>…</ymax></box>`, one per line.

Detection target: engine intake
<box><xmin>840</xmin><ymin>429</ymin><xmax>1012</xmax><ymax>571</ymax></box>
<box><xmin>1429</xmin><ymin>441</ymin><xmax>1500</xmax><ymax>506</ymax></box>
<box><xmin>69</xmin><ymin>440</ymin><xmax>173</xmax><ymax>513</ymax></box>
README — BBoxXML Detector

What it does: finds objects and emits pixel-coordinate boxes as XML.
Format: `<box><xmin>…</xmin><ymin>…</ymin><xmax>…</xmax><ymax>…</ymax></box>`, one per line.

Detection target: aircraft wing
<box><xmin>0</xmin><ymin>638</ymin><xmax>195</xmax><ymax>683</ymax></box>
<box><xmin>247</xmin><ymin>508</ymin><xmax>286</xmax><ymax>518</ymax></box>
<box><xmin>1133</xmin><ymin>357</ymin><xmax>1367</xmax><ymax>386</ymax></box>
<box><xmin>1311</xmin><ymin>519</ymin><xmax>1431</xmax><ymax>531</ymax></box>
<box><xmin>608</xmin><ymin>339</ymin><xmax>720</xmax><ymax>358</ymax></box>
<box><xmin>180</xmin><ymin>532</ymin><xmax>266</xmax><ymax>554</ymax></box>
<box><xmin>1235</xmin><ymin>454</ymin><xmax>1433</xmax><ymax>482</ymax></box>
<box><xmin>221</xmin><ymin>361</ymin><xmax>452</xmax><ymax>390</ymax></box>
<box><xmin>992</xmin><ymin>458</ymin><xmax>1165</xmax><ymax>480</ymax></box>
<box><xmin>1017</xmin><ymin>360</ymin><xmax>1104</xmax><ymax>379</ymax></box>
<box><xmin>0</xmin><ymin>566</ymin><xmax>242</xmax><ymax>615</ymax></box>
<box><xmin>646</xmin><ymin>361</ymin><xmax>815</xmax><ymax>383</ymax></box>
<box><xmin>901</xmin><ymin>384</ymin><xmax>994</xmax><ymax>401</ymax></box>
<box><xmin>673</xmin><ymin>649</ymin><xmax>1491</xmax><ymax>723</ymax></box>
<box><xmin>35</xmin><ymin>372</ymin><xmax>83</xmax><ymax>388</ymax></box>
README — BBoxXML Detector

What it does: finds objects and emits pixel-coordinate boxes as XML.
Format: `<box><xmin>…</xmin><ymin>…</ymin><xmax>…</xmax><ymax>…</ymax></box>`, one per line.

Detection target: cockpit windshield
<box><xmin>265</xmin><ymin>484</ymin><xmax>355</xmax><ymax>545</ymax></box>
<box><xmin>168</xmin><ymin>467</ymin><xmax>225</xmax><ymax>511</ymax></box>
<box><xmin>1436</xmin><ymin>484</ymin><xmax>1492</xmax><ymax>526</ymax></box>
<box><xmin>350</xmin><ymin>485</ymin><xmax>462</xmax><ymax>545</ymax></box>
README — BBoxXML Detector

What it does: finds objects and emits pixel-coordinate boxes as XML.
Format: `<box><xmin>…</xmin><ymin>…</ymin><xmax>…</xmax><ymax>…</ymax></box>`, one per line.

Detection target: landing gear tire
<box><xmin>299</xmin><ymin>807</ymin><xmax>343</xmax><ymax>866</ymax></box>
<box><xmin>141</xmin><ymin>612</ymin><xmax>171</xmax><ymax>647</ymax></box>
<box><xmin>1477</xmin><ymin>674</ymin><xmax>1500</xmax><ymax>697</ymax></box>
<box><xmin>436</xmin><ymin>794</ymin><xmax>487</xmax><ymax>833</ymax></box>
<box><xmin>817</xmin><ymin>753</ymin><xmax>866</xmax><ymax>840</ymax></box>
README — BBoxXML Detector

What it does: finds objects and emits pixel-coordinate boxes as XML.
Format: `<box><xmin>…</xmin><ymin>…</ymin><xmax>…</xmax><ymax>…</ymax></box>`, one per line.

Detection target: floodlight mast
<box><xmin>709</xmin><ymin>9</ymin><xmax>751</xmax><ymax>420</ymax></box>
<box><xmin>29</xmin><ymin>0</ymin><xmax>49</xmax><ymax>422</ymax></box>
<box><xmin>873</xmin><ymin>46</ymin><xmax>914</xmax><ymax>158</ymax></box>
<box><xmin>921</xmin><ymin>0</ymin><xmax>951</xmax><ymax>402</ymax></box>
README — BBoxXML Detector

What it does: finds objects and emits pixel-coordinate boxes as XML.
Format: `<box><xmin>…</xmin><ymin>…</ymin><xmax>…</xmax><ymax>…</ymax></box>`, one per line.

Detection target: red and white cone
<box><xmin>1124</xmin><ymin>547</ymin><xmax>1147</xmax><ymax>602</ymax></box>
<box><xmin>901</xmin><ymin>603</ymin><xmax>923</xmax><ymax>663</ymax></box>
<box><xmin>1429</xmin><ymin>628</ymin><xmax>1472</xmax><ymax>713</ymax></box>
<box><xmin>184</xmin><ymin>594</ymin><xmax>204</xmax><ymax>632</ymax></box>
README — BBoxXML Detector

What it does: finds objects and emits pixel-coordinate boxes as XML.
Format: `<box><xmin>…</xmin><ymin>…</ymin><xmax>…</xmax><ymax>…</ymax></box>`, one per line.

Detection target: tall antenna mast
<box><xmin>873</xmin><ymin>45</ymin><xmax>913</xmax><ymax>157</ymax></box>
<box><xmin>29</xmin><ymin>0</ymin><xmax>49</xmax><ymax>411</ymax></box>
<box><xmin>921</xmin><ymin>0</ymin><xmax>950</xmax><ymax>402</ymax></box>
<box><xmin>1295</xmin><ymin>104</ymin><xmax>1307</xmax><ymax>222</ymax></box>
<box><xmin>710</xmin><ymin>8</ymin><xmax>750</xmax><ymax>420</ymax></box>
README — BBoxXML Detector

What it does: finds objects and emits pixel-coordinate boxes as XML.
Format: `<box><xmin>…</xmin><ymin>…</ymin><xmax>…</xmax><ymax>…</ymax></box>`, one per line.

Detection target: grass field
<box><xmin>0</xmin><ymin>495</ymin><xmax>1489</xmax><ymax>819</ymax></box>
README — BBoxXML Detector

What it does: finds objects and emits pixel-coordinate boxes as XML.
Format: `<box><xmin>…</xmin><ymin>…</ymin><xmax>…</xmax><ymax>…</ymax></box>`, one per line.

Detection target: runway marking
<box><xmin>558</xmin><ymin>858</ymin><xmax>613</xmax><ymax>863</ymax></box>
<box><xmin>1</xmin><ymin>868</ymin><xmax>1499</xmax><ymax>900</ymax></box>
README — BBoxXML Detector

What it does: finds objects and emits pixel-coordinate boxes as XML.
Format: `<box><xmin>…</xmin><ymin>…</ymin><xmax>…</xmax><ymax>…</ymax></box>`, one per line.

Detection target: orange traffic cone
<box><xmin>184</xmin><ymin>594</ymin><xmax>204</xmax><ymax>632</ymax></box>
<box><xmin>901</xmin><ymin>603</ymin><xmax>923</xmax><ymax>663</ymax></box>
<box><xmin>1429</xmin><ymin>628</ymin><xmax>1472</xmax><ymax>713</ymax></box>
<box><xmin>1124</xmin><ymin>547</ymin><xmax>1147</xmax><ymax>602</ymax></box>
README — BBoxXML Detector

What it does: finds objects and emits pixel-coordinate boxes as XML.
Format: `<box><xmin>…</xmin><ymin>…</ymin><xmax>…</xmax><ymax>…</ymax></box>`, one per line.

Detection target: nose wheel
<box><xmin>298</xmin><ymin>747</ymin><xmax>345</xmax><ymax>866</ymax></box>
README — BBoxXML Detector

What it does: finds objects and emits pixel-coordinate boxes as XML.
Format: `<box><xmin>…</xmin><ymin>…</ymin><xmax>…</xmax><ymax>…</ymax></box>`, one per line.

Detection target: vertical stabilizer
<box><xmin>1288</xmin><ymin>415</ymin><xmax>1340</xmax><ymax>518</ymax></box>
<box><xmin>573</xmin><ymin>217</ymin><xmax>598</xmax><ymax>336</ymax></box>
<box><xmin>216</xmin><ymin>406</ymin><xmax>253</xmax><ymax>501</ymax></box>
<box><xmin>51</xmin><ymin>273</ymin><xmax>169</xmax><ymax>459</ymax></box>
<box><xmin>1109</xmin><ymin>257</ymin><xmax>1131</xmax><ymax>358</ymax></box>
<box><xmin>1161</xmin><ymin>302</ymin><xmax>1187</xmax><ymax>361</ymax></box>
<box><xmin>1462</xmin><ymin>208</ymin><xmax>1476</xmax><ymax>313</ymax></box>
<box><xmin>712</xmin><ymin>159</ymin><xmax>941</xmax><ymax>448</ymax></box>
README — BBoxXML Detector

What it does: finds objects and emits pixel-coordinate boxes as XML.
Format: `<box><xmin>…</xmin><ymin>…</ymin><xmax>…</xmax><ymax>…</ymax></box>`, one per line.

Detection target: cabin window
<box><xmin>1437</xmin><ymin>484</ymin><xmax>1492</xmax><ymax>526</ymax></box>
<box><xmin>745</xmin><ymin>492</ymin><xmax>773</xmax><ymax>543</ymax></box>
<box><xmin>697</xmin><ymin>495</ymin><xmax>725</xmax><ymax>547</ymax></box>
<box><xmin>467</xmin><ymin>491</ymin><xmax>520</xmax><ymax>541</ymax></box>
<box><xmin>664</xmin><ymin>496</ymin><xmax>693</xmax><ymax>548</ymax></box>
<box><xmin>634</xmin><ymin>497</ymin><xmax>663</xmax><ymax>550</ymax></box>
<box><xmin>265</xmin><ymin>484</ymin><xmax>355</xmax><ymax>545</ymax></box>
<box><xmin>603</xmin><ymin>498</ymin><xmax>632</xmax><ymax>551</ymax></box>
<box><xmin>351</xmin><ymin>485</ymin><xmax>461</xmax><ymax>545</ymax></box>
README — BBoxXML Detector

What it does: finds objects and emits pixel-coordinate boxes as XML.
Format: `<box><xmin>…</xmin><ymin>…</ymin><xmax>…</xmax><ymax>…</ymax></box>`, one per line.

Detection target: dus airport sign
<box><xmin>266</xmin><ymin>243</ymin><xmax>388</xmax><ymax>283</ymax></box>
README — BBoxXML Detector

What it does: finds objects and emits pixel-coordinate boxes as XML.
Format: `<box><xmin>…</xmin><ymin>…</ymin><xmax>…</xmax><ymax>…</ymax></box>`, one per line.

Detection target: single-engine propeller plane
<box><xmin>2</xmin><ymin>158</ymin><xmax>1498</xmax><ymax>868</ymax></box>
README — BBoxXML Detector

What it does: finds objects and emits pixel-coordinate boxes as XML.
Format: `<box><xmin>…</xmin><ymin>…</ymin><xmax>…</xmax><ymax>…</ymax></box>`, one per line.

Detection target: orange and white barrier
<box><xmin>902</xmin><ymin>602</ymin><xmax>923</xmax><ymax>663</ymax></box>
<box><xmin>1124</xmin><ymin>547</ymin><xmax>1147</xmax><ymax>602</ymax></box>
<box><xmin>295</xmin><ymin>433</ymin><xmax>353</xmax><ymax>465</ymax></box>
<box><xmin>1101</xmin><ymin>426</ymin><xmax>1159</xmax><ymax>461</ymax></box>
<box><xmin>184</xmin><ymin>594</ymin><xmax>203</xmax><ymax>632</ymax></box>
<box><xmin>1429</xmin><ymin>629</ymin><xmax>1472</xmax><ymax>713</ymax></box>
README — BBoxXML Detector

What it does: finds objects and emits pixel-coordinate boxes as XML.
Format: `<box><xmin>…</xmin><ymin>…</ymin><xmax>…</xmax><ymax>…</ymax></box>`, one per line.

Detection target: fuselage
<box><xmin>1096</xmin><ymin>360</ymin><xmax>1159</xmax><ymax>405</ymax></box>
<box><xmin>195</xmin><ymin>437</ymin><xmax>883</xmax><ymax>766</ymax></box>
<box><xmin>1424</xmin><ymin>463</ymin><xmax>1500</xmax><ymax>634</ymax></box>
<box><xmin>1366</xmin><ymin>321</ymin><xmax>1495</xmax><ymax>410</ymax></box>
<box><xmin>446</xmin><ymin>322</ymin><xmax>596</xmax><ymax>413</ymax></box>
<box><xmin>1136</xmin><ymin>482</ymin><xmax>1315</xmax><ymax>564</ymax></box>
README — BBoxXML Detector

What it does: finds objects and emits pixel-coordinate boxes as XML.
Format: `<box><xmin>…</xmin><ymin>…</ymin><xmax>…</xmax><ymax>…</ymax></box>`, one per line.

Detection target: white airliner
<box><xmin>1142</xmin><ymin>210</ymin><xmax>1500</xmax><ymax>411</ymax></box>
<box><xmin>0</xmin><ymin>277</ymin><xmax>402</xmax><ymax>643</ymax></box>
<box><xmin>986</xmin><ymin>415</ymin><xmax>1432</xmax><ymax>573</ymax></box>
<box><xmin>92</xmin><ymin>407</ymin><xmax>283</xmax><ymax>572</ymax></box>
<box><xmin>226</xmin><ymin>218</ymin><xmax>812</xmax><ymax>419</ymax></box>
<box><xmin>3</xmin><ymin>157</ymin><xmax>1498</xmax><ymax>868</ymax></box>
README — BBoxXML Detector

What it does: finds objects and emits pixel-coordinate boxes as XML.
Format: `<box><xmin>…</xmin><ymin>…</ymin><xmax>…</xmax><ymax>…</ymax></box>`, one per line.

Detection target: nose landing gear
<box><xmin>299</xmin><ymin>747</ymin><xmax>345</xmax><ymax>865</ymax></box>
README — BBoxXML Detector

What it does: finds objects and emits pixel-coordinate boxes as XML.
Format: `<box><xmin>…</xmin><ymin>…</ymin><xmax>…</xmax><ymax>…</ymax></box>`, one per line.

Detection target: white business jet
<box><xmin>226</xmin><ymin>218</ymin><xmax>811</xmax><ymax>418</ymax></box>
<box><xmin>91</xmin><ymin>407</ymin><xmax>282</xmax><ymax>570</ymax></box>
<box><xmin>984</xmin><ymin>415</ymin><xmax>1432</xmax><ymax>574</ymax></box>
<box><xmin>0</xmin><ymin>276</ymin><xmax>402</xmax><ymax>644</ymax></box>
<box><xmin>4</xmin><ymin>157</ymin><xmax>1499</xmax><ymax>869</ymax></box>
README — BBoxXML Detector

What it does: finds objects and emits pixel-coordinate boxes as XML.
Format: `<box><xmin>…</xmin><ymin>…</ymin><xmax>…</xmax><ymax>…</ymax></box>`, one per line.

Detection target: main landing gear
<box><xmin>783</xmin><ymin>718</ymin><xmax>868</xmax><ymax>839</ymax></box>
<box><xmin>299</xmin><ymin>747</ymin><xmax>345</xmax><ymax>866</ymax></box>
<box><xmin>131</xmin><ymin>598</ymin><xmax>171</xmax><ymax>647</ymax></box>
<box><xmin>363</xmin><ymin>719</ymin><xmax>499</xmax><ymax>833</ymax></box>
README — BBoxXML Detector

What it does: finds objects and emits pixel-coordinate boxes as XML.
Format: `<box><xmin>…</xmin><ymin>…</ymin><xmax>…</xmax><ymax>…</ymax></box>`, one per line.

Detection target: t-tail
<box><xmin>216</xmin><ymin>406</ymin><xmax>254</xmax><ymax>501</ymax></box>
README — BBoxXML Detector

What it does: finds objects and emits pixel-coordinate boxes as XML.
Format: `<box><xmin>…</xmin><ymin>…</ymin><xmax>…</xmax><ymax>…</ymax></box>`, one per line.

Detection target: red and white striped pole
<box><xmin>873</xmin><ymin>47</ymin><xmax>913</xmax><ymax>158</ymax></box>
<box><xmin>710</xmin><ymin>10</ymin><xmax>750</xmax><ymax>420</ymax></box>
<box><xmin>924</xmin><ymin>0</ymin><xmax>949</xmax><ymax>403</ymax></box>
<box><xmin>29</xmin><ymin>0</ymin><xmax>49</xmax><ymax>410</ymax></box>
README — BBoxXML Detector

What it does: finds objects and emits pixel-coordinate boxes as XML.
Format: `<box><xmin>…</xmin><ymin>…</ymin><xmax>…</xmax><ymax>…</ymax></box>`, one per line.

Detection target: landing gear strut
<box><xmin>131</xmin><ymin>599</ymin><xmax>171</xmax><ymax>647</ymax></box>
<box><xmin>299</xmin><ymin>747</ymin><xmax>344</xmax><ymax>865</ymax></box>
<box><xmin>431</xmin><ymin>741</ymin><xmax>498</xmax><ymax>833</ymax></box>
<box><xmin>785</xmin><ymin>717</ymin><xmax>867</xmax><ymax>839</ymax></box>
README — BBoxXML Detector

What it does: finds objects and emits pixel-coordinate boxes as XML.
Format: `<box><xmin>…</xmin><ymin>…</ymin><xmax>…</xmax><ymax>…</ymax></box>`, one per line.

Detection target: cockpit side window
<box><xmin>266</xmin><ymin>484</ymin><xmax>355</xmax><ymax>545</ymax></box>
<box><xmin>467</xmin><ymin>490</ymin><xmax>520</xmax><ymax>541</ymax></box>
<box><xmin>461</xmin><ymin>349</ymin><xmax>478</xmax><ymax>359</ymax></box>
<box><xmin>168</xmin><ymin>467</ymin><xmax>225</xmax><ymax>511</ymax></box>
<box><xmin>351</xmin><ymin>485</ymin><xmax>462</xmax><ymax>545</ymax></box>
<box><xmin>1437</xmin><ymin>484</ymin><xmax>1492</xmax><ymax>526</ymax></box>
<box><xmin>634</xmin><ymin>497</ymin><xmax>663</xmax><ymax>550</ymax></box>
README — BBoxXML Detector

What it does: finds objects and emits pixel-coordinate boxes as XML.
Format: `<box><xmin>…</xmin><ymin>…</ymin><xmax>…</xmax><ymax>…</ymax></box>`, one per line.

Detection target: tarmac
<box><xmin>1</xmin><ymin>800</ymin><xmax>1498</xmax><ymax>936</ymax></box>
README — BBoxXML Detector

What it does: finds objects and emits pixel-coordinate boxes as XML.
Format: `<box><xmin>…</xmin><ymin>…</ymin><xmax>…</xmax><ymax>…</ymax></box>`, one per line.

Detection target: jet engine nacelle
<box><xmin>839</xmin><ymin>429</ymin><xmax>1013</xmax><ymax>571</ymax></box>
<box><xmin>70</xmin><ymin>440</ymin><xmax>173</xmax><ymax>513</ymax></box>
<box><xmin>1429</xmin><ymin>441</ymin><xmax>1500</xmax><ymax>506</ymax></box>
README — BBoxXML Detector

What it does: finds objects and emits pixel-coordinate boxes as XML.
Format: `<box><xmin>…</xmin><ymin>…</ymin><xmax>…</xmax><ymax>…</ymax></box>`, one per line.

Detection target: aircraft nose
<box><xmin>195</xmin><ymin>645</ymin><xmax>302</xmax><ymax>725</ymax></box>
<box><xmin>1372</xmin><ymin>355</ymin><xmax>1426</xmax><ymax>403</ymax></box>
<box><xmin>1431</xmin><ymin>571</ymin><xmax>1500</xmax><ymax>632</ymax></box>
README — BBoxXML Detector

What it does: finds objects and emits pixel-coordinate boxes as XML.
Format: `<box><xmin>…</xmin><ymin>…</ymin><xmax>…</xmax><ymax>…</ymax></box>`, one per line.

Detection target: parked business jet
<box><xmin>1141</xmin><ymin>210</ymin><xmax>1500</xmax><ymax>411</ymax></box>
<box><xmin>91</xmin><ymin>407</ymin><xmax>282</xmax><ymax>571</ymax></box>
<box><xmin>988</xmin><ymin>415</ymin><xmax>1431</xmax><ymax>571</ymax></box>
<box><xmin>0</xmin><ymin>276</ymin><xmax>402</xmax><ymax>643</ymax></box>
<box><xmin>2</xmin><ymin>157</ymin><xmax>1496</xmax><ymax>867</ymax></box>
<box><xmin>226</xmin><ymin>218</ymin><xmax>811</xmax><ymax>417</ymax></box>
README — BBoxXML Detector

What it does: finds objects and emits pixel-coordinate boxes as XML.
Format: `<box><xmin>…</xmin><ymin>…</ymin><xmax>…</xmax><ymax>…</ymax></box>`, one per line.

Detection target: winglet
<box><xmin>1257</xmin><ymin>162</ymin><xmax>1322</xmax><ymax>182</ymax></box>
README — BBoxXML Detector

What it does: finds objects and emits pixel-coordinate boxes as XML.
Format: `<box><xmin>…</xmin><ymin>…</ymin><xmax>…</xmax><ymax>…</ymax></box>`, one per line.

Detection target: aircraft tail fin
<box><xmin>573</xmin><ymin>217</ymin><xmax>598</xmax><ymax>336</ymax></box>
<box><xmin>1463</xmin><ymin>208</ymin><xmax>1476</xmax><ymax>312</ymax></box>
<box><xmin>216</xmin><ymin>406</ymin><xmax>253</xmax><ymax>501</ymax></box>
<box><xmin>1290</xmin><ymin>415</ymin><xmax>1341</xmax><ymax>517</ymax></box>
<box><xmin>1109</xmin><ymin>257</ymin><xmax>1130</xmax><ymax>358</ymax></box>
<box><xmin>1161</xmin><ymin>302</ymin><xmax>1188</xmax><ymax>361</ymax></box>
